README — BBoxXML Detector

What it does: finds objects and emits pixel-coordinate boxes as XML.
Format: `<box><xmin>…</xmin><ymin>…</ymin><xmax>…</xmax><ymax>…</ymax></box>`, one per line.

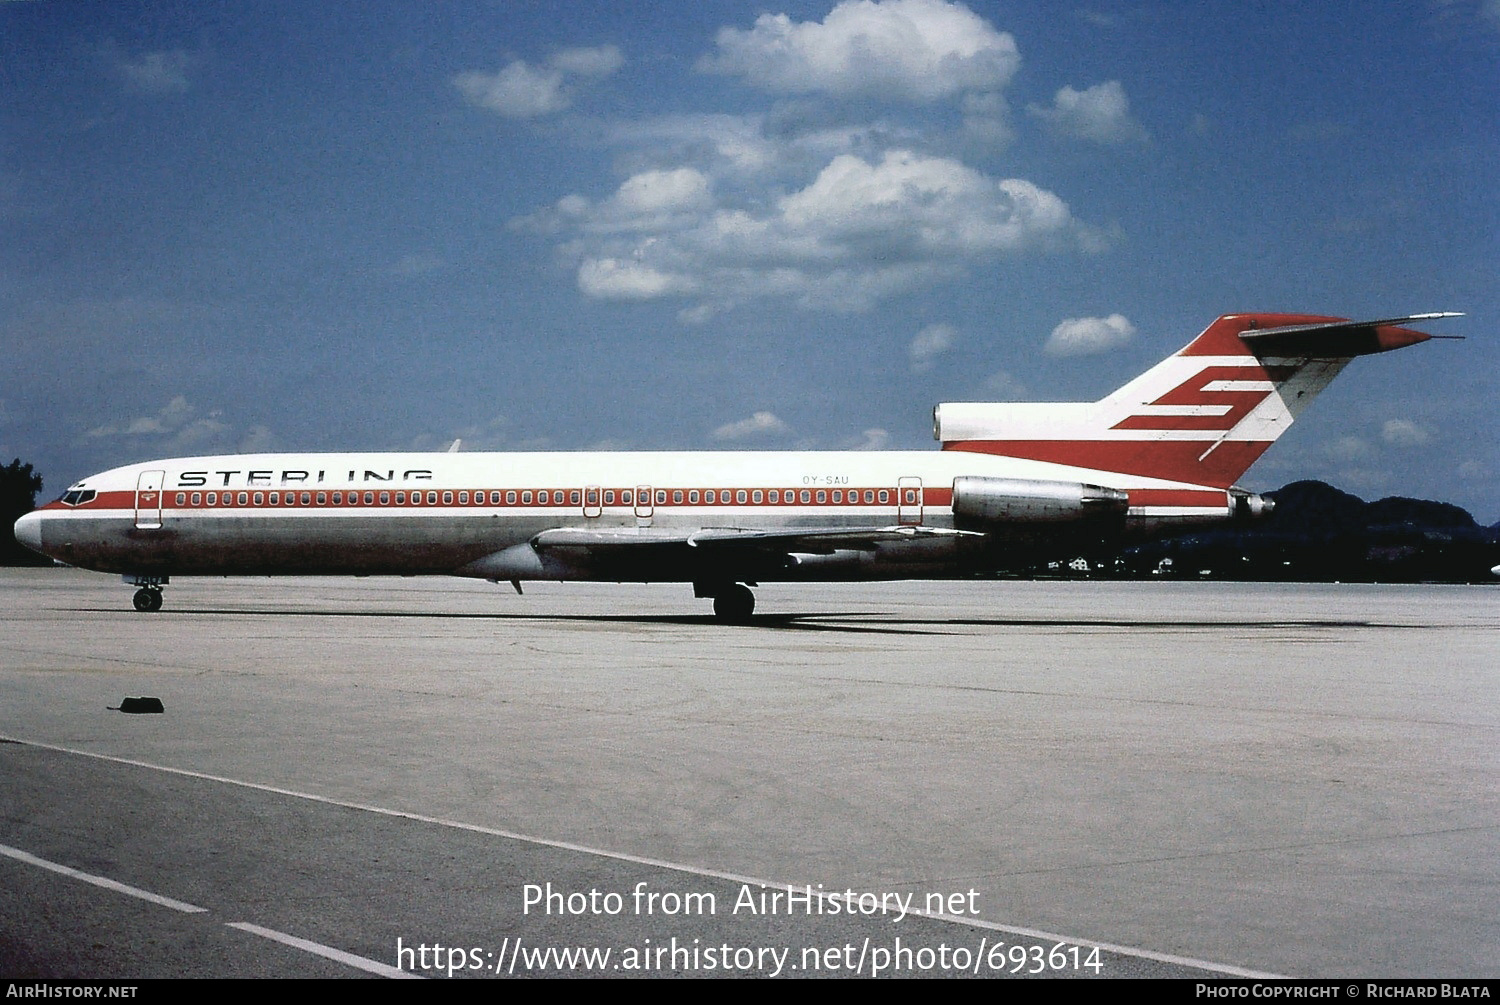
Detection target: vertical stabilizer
<box><xmin>935</xmin><ymin>313</ymin><xmax>1455</xmax><ymax>488</ymax></box>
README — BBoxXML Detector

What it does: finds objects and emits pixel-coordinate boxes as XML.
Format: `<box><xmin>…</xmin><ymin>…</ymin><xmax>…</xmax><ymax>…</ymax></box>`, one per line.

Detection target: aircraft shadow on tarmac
<box><xmin>74</xmin><ymin>606</ymin><xmax>1385</xmax><ymax>637</ymax></box>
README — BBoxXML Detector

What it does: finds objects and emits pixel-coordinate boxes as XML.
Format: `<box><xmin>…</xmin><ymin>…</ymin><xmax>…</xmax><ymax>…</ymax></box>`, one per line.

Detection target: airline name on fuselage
<box><xmin>176</xmin><ymin>469</ymin><xmax>435</xmax><ymax>489</ymax></box>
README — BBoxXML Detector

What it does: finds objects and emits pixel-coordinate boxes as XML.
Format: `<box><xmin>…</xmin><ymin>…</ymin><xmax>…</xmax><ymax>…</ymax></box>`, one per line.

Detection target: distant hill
<box><xmin>1118</xmin><ymin>480</ymin><xmax>1500</xmax><ymax>583</ymax></box>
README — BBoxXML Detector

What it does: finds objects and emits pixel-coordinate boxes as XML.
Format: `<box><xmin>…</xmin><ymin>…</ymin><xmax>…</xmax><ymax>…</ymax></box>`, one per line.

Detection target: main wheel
<box><xmin>712</xmin><ymin>583</ymin><xmax>755</xmax><ymax>623</ymax></box>
<box><xmin>132</xmin><ymin>588</ymin><xmax>163</xmax><ymax>613</ymax></box>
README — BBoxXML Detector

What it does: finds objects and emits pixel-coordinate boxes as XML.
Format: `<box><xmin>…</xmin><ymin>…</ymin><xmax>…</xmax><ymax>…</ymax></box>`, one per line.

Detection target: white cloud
<box><xmin>701</xmin><ymin>0</ymin><xmax>1020</xmax><ymax>102</ymax></box>
<box><xmin>82</xmin><ymin>396</ymin><xmax>253</xmax><ymax>453</ymax></box>
<box><xmin>909</xmin><ymin>323</ymin><xmax>955</xmax><ymax>371</ymax></box>
<box><xmin>455</xmin><ymin>46</ymin><xmax>623</xmax><ymax>119</ymax></box>
<box><xmin>981</xmin><ymin>369</ymin><xmax>1028</xmax><ymax>399</ymax></box>
<box><xmin>711</xmin><ymin>411</ymin><xmax>793</xmax><ymax>441</ymax></box>
<box><xmin>531</xmin><ymin>150</ymin><xmax>1093</xmax><ymax>318</ymax></box>
<box><xmin>578</xmin><ymin>258</ymin><xmax>697</xmax><ymax>300</ymax></box>
<box><xmin>1045</xmin><ymin>314</ymin><xmax>1135</xmax><ymax>356</ymax></box>
<box><xmin>549</xmin><ymin>45</ymin><xmax>625</xmax><ymax>77</ymax></box>
<box><xmin>1380</xmin><ymin>418</ymin><xmax>1432</xmax><ymax>447</ymax></box>
<box><xmin>238</xmin><ymin>425</ymin><xmax>277</xmax><ymax>453</ymax></box>
<box><xmin>1028</xmin><ymin>81</ymin><xmax>1148</xmax><ymax>144</ymax></box>
<box><xmin>1324</xmin><ymin>435</ymin><xmax>1376</xmax><ymax>464</ymax></box>
<box><xmin>849</xmin><ymin>428</ymin><xmax>891</xmax><ymax>450</ymax></box>
<box><xmin>113</xmin><ymin>49</ymin><xmax>192</xmax><ymax>93</ymax></box>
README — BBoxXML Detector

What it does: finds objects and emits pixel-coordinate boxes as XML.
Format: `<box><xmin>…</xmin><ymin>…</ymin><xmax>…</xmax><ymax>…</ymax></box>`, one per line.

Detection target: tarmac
<box><xmin>0</xmin><ymin>568</ymin><xmax>1495</xmax><ymax>979</ymax></box>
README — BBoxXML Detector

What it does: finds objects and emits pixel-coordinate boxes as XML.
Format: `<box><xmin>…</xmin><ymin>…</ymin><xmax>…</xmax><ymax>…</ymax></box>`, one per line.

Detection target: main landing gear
<box><xmin>697</xmin><ymin>581</ymin><xmax>755</xmax><ymax>624</ymax></box>
<box><xmin>125</xmin><ymin>575</ymin><xmax>168</xmax><ymax>613</ymax></box>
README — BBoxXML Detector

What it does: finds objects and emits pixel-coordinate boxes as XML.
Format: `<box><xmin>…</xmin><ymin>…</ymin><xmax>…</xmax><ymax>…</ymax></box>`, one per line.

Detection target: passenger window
<box><xmin>864</xmin><ymin>490</ymin><xmax>874</xmax><ymax>504</ymax></box>
<box><xmin>207</xmin><ymin>492</ymin><xmax>217</xmax><ymax>505</ymax></box>
<box><xmin>752</xmin><ymin>490</ymin><xmax>763</xmax><ymax>504</ymax></box>
<box><xmin>175</xmin><ymin>492</ymin><xmax>185</xmax><ymax>505</ymax></box>
<box><xmin>458</xmin><ymin>491</ymin><xmax>469</xmax><ymax>504</ymax></box>
<box><xmin>672</xmin><ymin>490</ymin><xmax>683</xmax><ymax>504</ymax></box>
<box><xmin>570</xmin><ymin>490</ymin><xmax>580</xmax><ymax>505</ymax></box>
<box><xmin>603</xmin><ymin>490</ymin><xmax>614</xmax><ymax>505</ymax></box>
<box><xmin>191</xmin><ymin>493</ymin><xmax>202</xmax><ymax>506</ymax></box>
<box><xmin>689</xmin><ymin>490</ymin><xmax>699</xmax><ymax>504</ymax></box>
<box><xmin>769</xmin><ymin>490</ymin><xmax>779</xmax><ymax>504</ymax></box>
<box><xmin>737</xmin><ymin>490</ymin><xmax>747</xmax><ymax>504</ymax></box>
<box><xmin>538</xmin><ymin>490</ymin><xmax>549</xmax><ymax>505</ymax></box>
<box><xmin>506</xmin><ymin>491</ymin><xmax>516</xmax><ymax>505</ymax></box>
<box><xmin>442</xmin><ymin>491</ymin><xmax>453</xmax><ymax>505</ymax></box>
<box><xmin>427</xmin><ymin>491</ymin><xmax>437</xmax><ymax>504</ymax></box>
<box><xmin>622</xmin><ymin>490</ymin><xmax>632</xmax><ymax>505</ymax></box>
<box><xmin>523</xmin><ymin>490</ymin><xmax>533</xmax><ymax>504</ymax></box>
<box><xmin>816</xmin><ymin>490</ymin><xmax>826</xmax><ymax>503</ymax></box>
<box><xmin>380</xmin><ymin>492</ymin><xmax>390</xmax><ymax>505</ymax></box>
<box><xmin>490</xmin><ymin>491</ymin><xmax>501</xmax><ymax>505</ymax></box>
<box><xmin>705</xmin><ymin>490</ymin><xmax>715</xmax><ymax>504</ymax></box>
<box><xmin>656</xmin><ymin>490</ymin><xmax>666</xmax><ymax>504</ymax></box>
<box><xmin>395</xmin><ymin>491</ymin><xmax>405</xmax><ymax>504</ymax></box>
<box><xmin>832</xmin><ymin>490</ymin><xmax>841</xmax><ymax>503</ymax></box>
<box><xmin>270</xmin><ymin>492</ymin><xmax>280</xmax><ymax>505</ymax></box>
<box><xmin>314</xmin><ymin>492</ymin><xmax>324</xmax><ymax>505</ymax></box>
<box><xmin>253</xmin><ymin>492</ymin><xmax>264</xmax><ymax>505</ymax></box>
<box><xmin>878</xmin><ymin>490</ymin><xmax>890</xmax><ymax>504</ymax></box>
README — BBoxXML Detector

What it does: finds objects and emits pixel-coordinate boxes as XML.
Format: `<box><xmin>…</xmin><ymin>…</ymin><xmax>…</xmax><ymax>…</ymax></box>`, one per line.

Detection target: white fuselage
<box><xmin>18</xmin><ymin>448</ymin><xmax>1234</xmax><ymax>583</ymax></box>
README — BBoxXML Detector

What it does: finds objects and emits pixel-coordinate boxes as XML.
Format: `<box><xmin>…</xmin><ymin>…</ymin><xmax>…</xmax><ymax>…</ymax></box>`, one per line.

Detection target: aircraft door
<box><xmin>898</xmin><ymin>476</ymin><xmax>923</xmax><ymax>526</ymax></box>
<box><xmin>634</xmin><ymin>484</ymin><xmax>653</xmax><ymax>523</ymax></box>
<box><xmin>135</xmin><ymin>470</ymin><xmax>165</xmax><ymax>529</ymax></box>
<box><xmin>583</xmin><ymin>485</ymin><xmax>601</xmax><ymax>518</ymax></box>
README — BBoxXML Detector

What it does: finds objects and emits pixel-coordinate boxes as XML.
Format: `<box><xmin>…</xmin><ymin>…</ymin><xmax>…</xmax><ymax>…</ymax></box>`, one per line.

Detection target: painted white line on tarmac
<box><xmin>226</xmin><ymin>922</ymin><xmax>422</xmax><ymax>979</ymax></box>
<box><xmin>4</xmin><ymin>735</ymin><xmax>1285</xmax><ymax>979</ymax></box>
<box><xmin>0</xmin><ymin>841</ymin><xmax>207</xmax><ymax>914</ymax></box>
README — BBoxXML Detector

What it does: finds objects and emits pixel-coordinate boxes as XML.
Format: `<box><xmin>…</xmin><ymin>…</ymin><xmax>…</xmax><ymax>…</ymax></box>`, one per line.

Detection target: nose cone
<box><xmin>13</xmin><ymin>511</ymin><xmax>43</xmax><ymax>554</ymax></box>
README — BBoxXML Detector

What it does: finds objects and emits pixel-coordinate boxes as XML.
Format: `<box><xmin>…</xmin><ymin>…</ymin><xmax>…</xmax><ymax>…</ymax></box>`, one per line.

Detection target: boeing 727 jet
<box><xmin>13</xmin><ymin>312</ymin><xmax>1459</xmax><ymax>621</ymax></box>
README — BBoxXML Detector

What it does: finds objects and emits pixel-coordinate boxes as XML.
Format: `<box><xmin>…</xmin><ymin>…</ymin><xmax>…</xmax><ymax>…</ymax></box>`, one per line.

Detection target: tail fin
<box><xmin>935</xmin><ymin>313</ymin><xmax>1458</xmax><ymax>488</ymax></box>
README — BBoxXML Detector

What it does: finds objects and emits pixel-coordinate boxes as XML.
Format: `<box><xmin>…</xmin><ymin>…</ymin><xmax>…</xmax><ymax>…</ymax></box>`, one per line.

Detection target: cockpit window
<box><xmin>60</xmin><ymin>490</ymin><xmax>97</xmax><ymax>506</ymax></box>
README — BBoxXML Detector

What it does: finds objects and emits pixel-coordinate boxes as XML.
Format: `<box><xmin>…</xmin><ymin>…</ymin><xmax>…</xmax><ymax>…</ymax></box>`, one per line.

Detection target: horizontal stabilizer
<box><xmin>1240</xmin><ymin>312</ymin><xmax>1463</xmax><ymax>357</ymax></box>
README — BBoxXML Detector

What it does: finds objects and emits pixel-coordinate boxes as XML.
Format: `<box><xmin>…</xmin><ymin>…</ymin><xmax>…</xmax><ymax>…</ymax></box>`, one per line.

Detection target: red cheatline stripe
<box><xmin>49</xmin><ymin>486</ymin><xmax>948</xmax><ymax>512</ymax></box>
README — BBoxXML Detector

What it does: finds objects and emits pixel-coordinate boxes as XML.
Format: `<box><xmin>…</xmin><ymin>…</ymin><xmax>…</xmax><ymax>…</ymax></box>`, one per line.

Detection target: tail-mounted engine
<box><xmin>951</xmin><ymin>477</ymin><xmax>1129</xmax><ymax>529</ymax></box>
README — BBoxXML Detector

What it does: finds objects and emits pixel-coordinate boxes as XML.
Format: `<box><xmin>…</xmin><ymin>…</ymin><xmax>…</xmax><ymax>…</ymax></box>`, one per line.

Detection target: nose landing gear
<box><xmin>125</xmin><ymin>575</ymin><xmax>169</xmax><ymax>613</ymax></box>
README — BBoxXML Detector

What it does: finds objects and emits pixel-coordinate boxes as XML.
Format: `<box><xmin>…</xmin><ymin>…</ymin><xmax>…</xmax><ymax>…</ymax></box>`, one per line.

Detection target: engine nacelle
<box><xmin>951</xmin><ymin>476</ymin><xmax>1129</xmax><ymax>528</ymax></box>
<box><xmin>1229</xmin><ymin>489</ymin><xmax>1275</xmax><ymax>522</ymax></box>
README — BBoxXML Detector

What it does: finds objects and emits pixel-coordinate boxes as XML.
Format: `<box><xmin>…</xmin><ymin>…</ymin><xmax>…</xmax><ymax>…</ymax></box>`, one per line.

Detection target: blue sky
<box><xmin>3</xmin><ymin>1</ymin><xmax>1496</xmax><ymax>519</ymax></box>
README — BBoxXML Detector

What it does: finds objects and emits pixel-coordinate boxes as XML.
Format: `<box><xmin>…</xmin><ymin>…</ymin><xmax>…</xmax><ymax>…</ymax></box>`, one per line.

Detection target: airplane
<box><xmin>13</xmin><ymin>312</ymin><xmax>1460</xmax><ymax>622</ymax></box>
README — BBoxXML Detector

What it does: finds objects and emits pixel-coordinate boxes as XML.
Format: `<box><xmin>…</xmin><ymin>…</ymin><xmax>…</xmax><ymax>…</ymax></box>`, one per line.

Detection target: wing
<box><xmin>532</xmin><ymin>524</ymin><xmax>980</xmax><ymax>554</ymax></box>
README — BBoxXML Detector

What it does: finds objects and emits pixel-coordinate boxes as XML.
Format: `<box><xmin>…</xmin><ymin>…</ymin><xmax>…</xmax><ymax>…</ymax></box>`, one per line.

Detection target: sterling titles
<box><xmin>176</xmin><ymin>469</ymin><xmax>435</xmax><ymax>488</ymax></box>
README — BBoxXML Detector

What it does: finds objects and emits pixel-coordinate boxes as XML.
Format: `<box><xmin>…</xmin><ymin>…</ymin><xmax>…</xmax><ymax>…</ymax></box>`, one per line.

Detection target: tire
<box><xmin>712</xmin><ymin>584</ymin><xmax>755</xmax><ymax>623</ymax></box>
<box><xmin>132</xmin><ymin>588</ymin><xmax>163</xmax><ymax>613</ymax></box>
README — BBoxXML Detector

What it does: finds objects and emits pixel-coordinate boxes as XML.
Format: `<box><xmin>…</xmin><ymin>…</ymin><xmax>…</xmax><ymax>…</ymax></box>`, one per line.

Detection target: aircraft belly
<box><xmin>46</xmin><ymin>514</ymin><xmax>532</xmax><ymax>576</ymax></box>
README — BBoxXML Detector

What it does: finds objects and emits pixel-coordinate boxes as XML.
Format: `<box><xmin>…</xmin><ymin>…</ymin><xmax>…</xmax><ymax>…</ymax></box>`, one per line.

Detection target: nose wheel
<box><xmin>132</xmin><ymin>587</ymin><xmax>163</xmax><ymax>613</ymax></box>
